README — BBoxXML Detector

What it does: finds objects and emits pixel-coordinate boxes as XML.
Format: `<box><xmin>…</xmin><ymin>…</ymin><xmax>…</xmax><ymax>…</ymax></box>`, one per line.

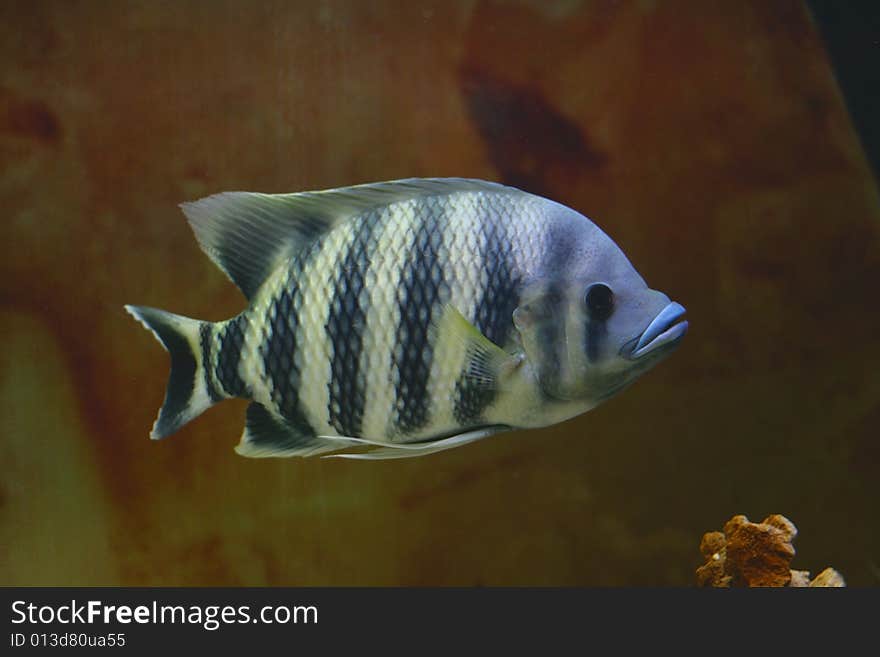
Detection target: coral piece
<box><xmin>696</xmin><ymin>531</ymin><xmax>730</xmax><ymax>587</ymax></box>
<box><xmin>696</xmin><ymin>514</ymin><xmax>845</xmax><ymax>587</ymax></box>
<box><xmin>725</xmin><ymin>514</ymin><xmax>795</xmax><ymax>586</ymax></box>
<box><xmin>808</xmin><ymin>568</ymin><xmax>846</xmax><ymax>588</ymax></box>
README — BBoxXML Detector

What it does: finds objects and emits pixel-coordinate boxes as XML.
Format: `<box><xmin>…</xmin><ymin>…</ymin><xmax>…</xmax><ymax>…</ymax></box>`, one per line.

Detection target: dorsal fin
<box><xmin>179</xmin><ymin>177</ymin><xmax>520</xmax><ymax>299</ymax></box>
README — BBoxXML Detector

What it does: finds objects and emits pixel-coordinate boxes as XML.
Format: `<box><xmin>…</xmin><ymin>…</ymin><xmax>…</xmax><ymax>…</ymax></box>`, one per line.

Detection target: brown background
<box><xmin>2</xmin><ymin>0</ymin><xmax>878</xmax><ymax>586</ymax></box>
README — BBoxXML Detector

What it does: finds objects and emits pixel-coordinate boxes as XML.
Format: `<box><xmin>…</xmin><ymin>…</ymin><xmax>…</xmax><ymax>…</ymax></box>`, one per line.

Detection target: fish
<box><xmin>125</xmin><ymin>178</ymin><xmax>688</xmax><ymax>460</ymax></box>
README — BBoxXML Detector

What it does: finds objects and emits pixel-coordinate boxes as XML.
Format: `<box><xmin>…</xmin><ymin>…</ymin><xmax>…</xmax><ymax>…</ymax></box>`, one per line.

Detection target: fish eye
<box><xmin>585</xmin><ymin>283</ymin><xmax>614</xmax><ymax>320</ymax></box>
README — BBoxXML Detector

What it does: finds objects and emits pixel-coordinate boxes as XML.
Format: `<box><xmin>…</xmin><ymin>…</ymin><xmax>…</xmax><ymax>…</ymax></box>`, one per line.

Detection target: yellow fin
<box><xmin>432</xmin><ymin>304</ymin><xmax>524</xmax><ymax>391</ymax></box>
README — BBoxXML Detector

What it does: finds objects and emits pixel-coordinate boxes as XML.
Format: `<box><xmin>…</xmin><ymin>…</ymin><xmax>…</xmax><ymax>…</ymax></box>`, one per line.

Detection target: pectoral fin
<box><xmin>432</xmin><ymin>304</ymin><xmax>524</xmax><ymax>392</ymax></box>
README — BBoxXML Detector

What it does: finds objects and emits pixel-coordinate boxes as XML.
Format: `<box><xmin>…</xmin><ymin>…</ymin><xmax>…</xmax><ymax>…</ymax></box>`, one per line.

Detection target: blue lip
<box><xmin>631</xmin><ymin>302</ymin><xmax>688</xmax><ymax>358</ymax></box>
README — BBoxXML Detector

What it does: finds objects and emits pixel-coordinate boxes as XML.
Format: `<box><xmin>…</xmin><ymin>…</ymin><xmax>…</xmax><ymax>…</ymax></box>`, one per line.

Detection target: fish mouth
<box><xmin>624</xmin><ymin>302</ymin><xmax>689</xmax><ymax>360</ymax></box>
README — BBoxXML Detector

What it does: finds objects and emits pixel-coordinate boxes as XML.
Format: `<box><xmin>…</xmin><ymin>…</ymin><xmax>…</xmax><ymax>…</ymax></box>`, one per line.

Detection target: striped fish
<box><xmin>126</xmin><ymin>178</ymin><xmax>687</xmax><ymax>459</ymax></box>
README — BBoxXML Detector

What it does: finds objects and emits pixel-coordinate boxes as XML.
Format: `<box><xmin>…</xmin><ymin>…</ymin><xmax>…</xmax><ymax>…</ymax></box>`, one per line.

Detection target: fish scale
<box><xmin>391</xmin><ymin>207</ymin><xmax>449</xmax><ymax>435</ymax></box>
<box><xmin>326</xmin><ymin>210</ymin><xmax>385</xmax><ymax>436</ymax></box>
<box><xmin>215</xmin><ymin>314</ymin><xmax>248</xmax><ymax>397</ymax></box>
<box><xmin>454</xmin><ymin>213</ymin><xmax>521</xmax><ymax>425</ymax></box>
<box><xmin>290</xmin><ymin>225</ymin><xmax>359</xmax><ymax>436</ymax></box>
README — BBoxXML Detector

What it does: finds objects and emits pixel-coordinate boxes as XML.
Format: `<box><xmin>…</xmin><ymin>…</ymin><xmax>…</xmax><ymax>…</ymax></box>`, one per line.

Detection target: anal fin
<box><xmin>235</xmin><ymin>403</ymin><xmax>352</xmax><ymax>458</ymax></box>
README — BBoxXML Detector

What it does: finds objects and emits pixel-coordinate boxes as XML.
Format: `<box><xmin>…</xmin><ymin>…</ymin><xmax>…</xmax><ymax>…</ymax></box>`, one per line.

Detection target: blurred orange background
<box><xmin>2</xmin><ymin>0</ymin><xmax>878</xmax><ymax>585</ymax></box>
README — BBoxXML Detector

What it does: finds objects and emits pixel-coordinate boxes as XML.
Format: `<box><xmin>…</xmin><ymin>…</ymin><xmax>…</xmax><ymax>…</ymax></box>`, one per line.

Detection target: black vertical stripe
<box><xmin>584</xmin><ymin>317</ymin><xmax>606</xmax><ymax>364</ymax></box>
<box><xmin>200</xmin><ymin>323</ymin><xmax>222</xmax><ymax>402</ymax></box>
<box><xmin>392</xmin><ymin>200</ymin><xmax>450</xmax><ymax>435</ymax></box>
<box><xmin>454</xmin><ymin>213</ymin><xmax>521</xmax><ymax>426</ymax></box>
<box><xmin>215</xmin><ymin>313</ymin><xmax>249</xmax><ymax>397</ymax></box>
<box><xmin>260</xmin><ymin>246</ymin><xmax>318</xmax><ymax>437</ymax></box>
<box><xmin>534</xmin><ymin>284</ymin><xmax>564</xmax><ymax>398</ymax></box>
<box><xmin>473</xmin><ymin>217</ymin><xmax>520</xmax><ymax>347</ymax></box>
<box><xmin>326</xmin><ymin>213</ymin><xmax>383</xmax><ymax>436</ymax></box>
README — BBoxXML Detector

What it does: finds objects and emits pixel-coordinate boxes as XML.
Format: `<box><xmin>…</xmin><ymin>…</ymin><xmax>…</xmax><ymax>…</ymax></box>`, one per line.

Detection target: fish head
<box><xmin>512</xmin><ymin>212</ymin><xmax>688</xmax><ymax>405</ymax></box>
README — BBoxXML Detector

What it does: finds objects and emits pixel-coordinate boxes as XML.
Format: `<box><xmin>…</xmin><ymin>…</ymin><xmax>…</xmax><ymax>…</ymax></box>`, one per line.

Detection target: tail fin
<box><xmin>124</xmin><ymin>305</ymin><xmax>217</xmax><ymax>439</ymax></box>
